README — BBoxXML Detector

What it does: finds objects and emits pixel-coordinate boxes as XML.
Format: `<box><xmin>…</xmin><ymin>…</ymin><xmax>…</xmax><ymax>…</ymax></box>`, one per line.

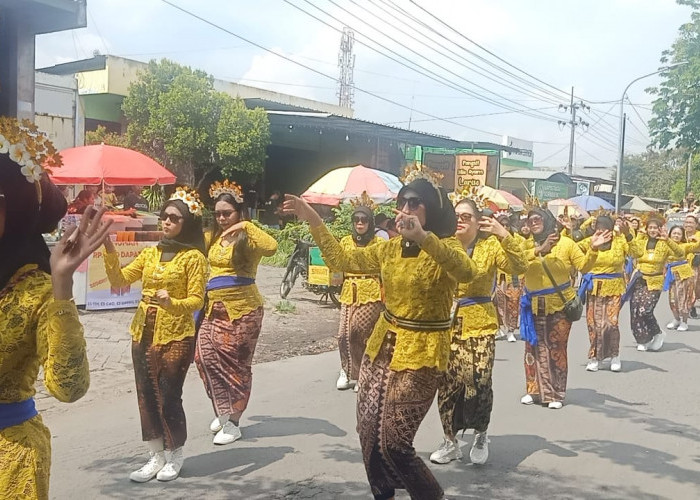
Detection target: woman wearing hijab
<box><xmin>0</xmin><ymin>117</ymin><xmax>112</xmax><ymax>499</ymax></box>
<box><xmin>520</xmin><ymin>202</ymin><xmax>611</xmax><ymax>409</ymax></box>
<box><xmin>577</xmin><ymin>215</ymin><xmax>640</xmax><ymax>373</ymax></box>
<box><xmin>493</xmin><ymin>209</ymin><xmax>526</xmax><ymax>342</ymax></box>
<box><xmin>103</xmin><ymin>187</ymin><xmax>207</xmax><ymax>482</ymax></box>
<box><xmin>335</xmin><ymin>192</ymin><xmax>385</xmax><ymax>392</ymax></box>
<box><xmin>195</xmin><ymin>180</ymin><xmax>277</xmax><ymax>445</ymax></box>
<box><xmin>283</xmin><ymin>165</ymin><xmax>476</xmax><ymax>500</ymax></box>
<box><xmin>624</xmin><ymin>214</ymin><xmax>683</xmax><ymax>352</ymax></box>
<box><xmin>683</xmin><ymin>214</ymin><xmax>700</xmax><ymax>318</ymax></box>
<box><xmin>430</xmin><ymin>189</ymin><xmax>527</xmax><ymax>467</ymax></box>
<box><xmin>663</xmin><ymin>226</ymin><xmax>699</xmax><ymax>332</ymax></box>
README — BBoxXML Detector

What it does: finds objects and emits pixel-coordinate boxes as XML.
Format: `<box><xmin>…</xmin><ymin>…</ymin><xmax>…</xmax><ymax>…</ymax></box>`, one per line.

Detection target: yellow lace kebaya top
<box><xmin>497</xmin><ymin>232</ymin><xmax>527</xmax><ymax>286</ymax></box>
<box><xmin>666</xmin><ymin>240</ymin><xmax>700</xmax><ymax>281</ymax></box>
<box><xmin>455</xmin><ymin>235</ymin><xmax>528</xmax><ymax>339</ymax></box>
<box><xmin>206</xmin><ymin>222</ymin><xmax>278</xmax><ymax>320</ymax></box>
<box><xmin>633</xmin><ymin>235</ymin><xmax>685</xmax><ymax>290</ymax></box>
<box><xmin>310</xmin><ymin>224</ymin><xmax>477</xmax><ymax>372</ymax></box>
<box><xmin>524</xmin><ymin>236</ymin><xmax>598</xmax><ymax>315</ymax></box>
<box><xmin>339</xmin><ymin>235</ymin><xmax>383</xmax><ymax>306</ymax></box>
<box><xmin>104</xmin><ymin>247</ymin><xmax>206</xmax><ymax>344</ymax></box>
<box><xmin>578</xmin><ymin>234</ymin><xmax>642</xmax><ymax>297</ymax></box>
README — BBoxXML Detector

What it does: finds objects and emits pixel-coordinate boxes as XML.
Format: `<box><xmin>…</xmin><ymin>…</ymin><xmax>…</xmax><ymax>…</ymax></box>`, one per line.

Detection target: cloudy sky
<box><xmin>36</xmin><ymin>0</ymin><xmax>692</xmax><ymax>173</ymax></box>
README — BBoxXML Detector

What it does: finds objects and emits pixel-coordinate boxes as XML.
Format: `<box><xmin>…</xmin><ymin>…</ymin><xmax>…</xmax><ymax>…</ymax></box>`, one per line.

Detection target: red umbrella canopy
<box><xmin>49</xmin><ymin>144</ymin><xmax>176</xmax><ymax>186</ymax></box>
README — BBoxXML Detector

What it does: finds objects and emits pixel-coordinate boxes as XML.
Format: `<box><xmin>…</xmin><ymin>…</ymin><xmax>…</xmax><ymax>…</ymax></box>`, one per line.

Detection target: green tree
<box><xmin>121</xmin><ymin>59</ymin><xmax>270</xmax><ymax>188</ymax></box>
<box><xmin>84</xmin><ymin>125</ymin><xmax>128</xmax><ymax>147</ymax></box>
<box><xmin>622</xmin><ymin>149</ymin><xmax>688</xmax><ymax>200</ymax></box>
<box><xmin>648</xmin><ymin>1</ymin><xmax>700</xmax><ymax>151</ymax></box>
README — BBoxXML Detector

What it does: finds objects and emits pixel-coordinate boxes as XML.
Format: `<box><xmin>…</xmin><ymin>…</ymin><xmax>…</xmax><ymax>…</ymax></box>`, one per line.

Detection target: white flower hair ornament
<box><xmin>209</xmin><ymin>179</ymin><xmax>244</xmax><ymax>204</ymax></box>
<box><xmin>169</xmin><ymin>186</ymin><xmax>203</xmax><ymax>217</ymax></box>
<box><xmin>448</xmin><ymin>186</ymin><xmax>491</xmax><ymax>211</ymax></box>
<box><xmin>0</xmin><ymin>116</ymin><xmax>62</xmax><ymax>203</ymax></box>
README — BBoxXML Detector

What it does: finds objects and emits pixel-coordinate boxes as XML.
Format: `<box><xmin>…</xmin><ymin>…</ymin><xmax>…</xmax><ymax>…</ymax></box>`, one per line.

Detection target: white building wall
<box><xmin>34</xmin><ymin>71</ymin><xmax>84</xmax><ymax>149</ymax></box>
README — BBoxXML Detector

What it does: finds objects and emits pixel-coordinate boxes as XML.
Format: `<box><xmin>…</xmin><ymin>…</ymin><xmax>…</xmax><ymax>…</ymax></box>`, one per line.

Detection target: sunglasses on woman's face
<box><xmin>214</xmin><ymin>210</ymin><xmax>236</xmax><ymax>218</ymax></box>
<box><xmin>456</xmin><ymin>212</ymin><xmax>474</xmax><ymax>223</ymax></box>
<box><xmin>398</xmin><ymin>197</ymin><xmax>423</xmax><ymax>211</ymax></box>
<box><xmin>352</xmin><ymin>215</ymin><xmax>369</xmax><ymax>224</ymax></box>
<box><xmin>160</xmin><ymin>213</ymin><xmax>184</xmax><ymax>223</ymax></box>
<box><xmin>527</xmin><ymin>215</ymin><xmax>543</xmax><ymax>226</ymax></box>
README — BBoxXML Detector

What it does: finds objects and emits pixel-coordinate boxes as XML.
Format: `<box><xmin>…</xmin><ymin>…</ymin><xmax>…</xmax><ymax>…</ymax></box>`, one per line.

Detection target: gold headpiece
<box><xmin>209</xmin><ymin>179</ymin><xmax>244</xmax><ymax>203</ymax></box>
<box><xmin>0</xmin><ymin>116</ymin><xmax>62</xmax><ymax>202</ymax></box>
<box><xmin>448</xmin><ymin>186</ymin><xmax>490</xmax><ymax>211</ymax></box>
<box><xmin>400</xmin><ymin>162</ymin><xmax>443</xmax><ymax>189</ymax></box>
<box><xmin>169</xmin><ymin>186</ymin><xmax>203</xmax><ymax>216</ymax></box>
<box><xmin>350</xmin><ymin>191</ymin><xmax>377</xmax><ymax>210</ymax></box>
<box><xmin>640</xmin><ymin>210</ymin><xmax>666</xmax><ymax>226</ymax></box>
<box><xmin>523</xmin><ymin>195</ymin><xmax>547</xmax><ymax>211</ymax></box>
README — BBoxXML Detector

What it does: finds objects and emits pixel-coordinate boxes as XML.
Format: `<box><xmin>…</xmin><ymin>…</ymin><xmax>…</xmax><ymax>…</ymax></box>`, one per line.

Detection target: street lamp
<box><xmin>614</xmin><ymin>61</ymin><xmax>688</xmax><ymax>211</ymax></box>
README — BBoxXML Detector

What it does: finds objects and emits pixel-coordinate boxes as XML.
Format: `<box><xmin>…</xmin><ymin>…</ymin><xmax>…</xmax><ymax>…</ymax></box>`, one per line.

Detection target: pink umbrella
<box><xmin>547</xmin><ymin>198</ymin><xmax>589</xmax><ymax>218</ymax></box>
<box><xmin>302</xmin><ymin>165</ymin><xmax>403</xmax><ymax>206</ymax></box>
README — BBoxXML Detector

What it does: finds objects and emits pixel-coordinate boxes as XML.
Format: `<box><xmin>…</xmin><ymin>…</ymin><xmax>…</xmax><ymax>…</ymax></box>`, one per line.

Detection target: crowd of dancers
<box><xmin>1</xmin><ymin>116</ymin><xmax>696</xmax><ymax>500</ymax></box>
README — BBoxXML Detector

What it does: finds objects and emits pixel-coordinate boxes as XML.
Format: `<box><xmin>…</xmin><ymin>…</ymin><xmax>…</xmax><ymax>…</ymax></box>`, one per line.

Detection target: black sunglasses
<box><xmin>398</xmin><ymin>196</ymin><xmax>423</xmax><ymax>211</ymax></box>
<box><xmin>352</xmin><ymin>215</ymin><xmax>369</xmax><ymax>224</ymax></box>
<box><xmin>160</xmin><ymin>213</ymin><xmax>184</xmax><ymax>223</ymax></box>
<box><xmin>214</xmin><ymin>210</ymin><xmax>236</xmax><ymax>218</ymax></box>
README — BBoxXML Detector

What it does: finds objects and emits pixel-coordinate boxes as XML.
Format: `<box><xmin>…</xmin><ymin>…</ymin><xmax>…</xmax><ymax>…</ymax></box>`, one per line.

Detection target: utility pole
<box><xmin>687</xmin><ymin>152</ymin><xmax>693</xmax><ymax>198</ymax></box>
<box><xmin>337</xmin><ymin>27</ymin><xmax>355</xmax><ymax>109</ymax></box>
<box><xmin>558</xmin><ymin>87</ymin><xmax>590</xmax><ymax>175</ymax></box>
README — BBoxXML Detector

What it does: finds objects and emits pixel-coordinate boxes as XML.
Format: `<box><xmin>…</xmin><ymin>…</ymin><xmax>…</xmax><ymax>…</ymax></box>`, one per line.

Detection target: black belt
<box><xmin>383</xmin><ymin>310</ymin><xmax>451</xmax><ymax>331</ymax></box>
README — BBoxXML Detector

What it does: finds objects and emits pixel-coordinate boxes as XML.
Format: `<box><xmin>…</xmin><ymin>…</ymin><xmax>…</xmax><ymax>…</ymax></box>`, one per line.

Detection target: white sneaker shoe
<box><xmin>548</xmin><ymin>401</ymin><xmax>563</xmax><ymax>409</ymax></box>
<box><xmin>430</xmin><ymin>437</ymin><xmax>463</xmax><ymax>464</ymax></box>
<box><xmin>586</xmin><ymin>359</ymin><xmax>599</xmax><ymax>372</ymax></box>
<box><xmin>213</xmin><ymin>421</ymin><xmax>242</xmax><ymax>445</ymax></box>
<box><xmin>647</xmin><ymin>332</ymin><xmax>666</xmax><ymax>351</ymax></box>
<box><xmin>156</xmin><ymin>448</ymin><xmax>183</xmax><ymax>481</ymax></box>
<box><xmin>353</xmin><ymin>383</ymin><xmax>359</xmax><ymax>393</ymax></box>
<box><xmin>507</xmin><ymin>331</ymin><xmax>517</xmax><ymax>342</ymax></box>
<box><xmin>610</xmin><ymin>357</ymin><xmax>622</xmax><ymax>372</ymax></box>
<box><xmin>469</xmin><ymin>431</ymin><xmax>489</xmax><ymax>465</ymax></box>
<box><xmin>210</xmin><ymin>416</ymin><xmax>223</xmax><ymax>434</ymax></box>
<box><xmin>637</xmin><ymin>343</ymin><xmax>647</xmax><ymax>351</ymax></box>
<box><xmin>336</xmin><ymin>369</ymin><xmax>351</xmax><ymax>390</ymax></box>
<box><xmin>495</xmin><ymin>329</ymin><xmax>507</xmax><ymax>340</ymax></box>
<box><xmin>677</xmin><ymin>322</ymin><xmax>689</xmax><ymax>332</ymax></box>
<box><xmin>666</xmin><ymin>319</ymin><xmax>680</xmax><ymax>329</ymax></box>
<box><xmin>129</xmin><ymin>451</ymin><xmax>166</xmax><ymax>483</ymax></box>
<box><xmin>520</xmin><ymin>394</ymin><xmax>534</xmax><ymax>405</ymax></box>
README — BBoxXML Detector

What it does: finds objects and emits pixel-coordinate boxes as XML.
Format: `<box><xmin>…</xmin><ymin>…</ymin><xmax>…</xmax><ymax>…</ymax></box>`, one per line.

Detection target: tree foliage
<box><xmin>622</xmin><ymin>149</ymin><xmax>690</xmax><ymax>201</ymax></box>
<box><xmin>84</xmin><ymin>125</ymin><xmax>128</xmax><ymax>147</ymax></box>
<box><xmin>121</xmin><ymin>59</ymin><xmax>270</xmax><ymax>187</ymax></box>
<box><xmin>648</xmin><ymin>2</ymin><xmax>700</xmax><ymax>150</ymax></box>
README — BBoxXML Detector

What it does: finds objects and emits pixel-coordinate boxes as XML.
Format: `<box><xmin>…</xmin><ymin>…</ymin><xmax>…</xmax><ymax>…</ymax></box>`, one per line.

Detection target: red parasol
<box><xmin>49</xmin><ymin>144</ymin><xmax>176</xmax><ymax>186</ymax></box>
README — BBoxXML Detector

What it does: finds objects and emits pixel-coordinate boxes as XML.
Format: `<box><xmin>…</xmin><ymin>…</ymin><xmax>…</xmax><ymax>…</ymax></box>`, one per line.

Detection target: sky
<box><xmin>35</xmin><ymin>0</ymin><xmax>693</xmax><ymax>175</ymax></box>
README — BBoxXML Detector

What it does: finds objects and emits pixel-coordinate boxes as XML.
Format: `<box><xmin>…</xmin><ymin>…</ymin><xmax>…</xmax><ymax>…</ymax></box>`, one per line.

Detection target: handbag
<box><xmin>541</xmin><ymin>258</ymin><xmax>584</xmax><ymax>322</ymax></box>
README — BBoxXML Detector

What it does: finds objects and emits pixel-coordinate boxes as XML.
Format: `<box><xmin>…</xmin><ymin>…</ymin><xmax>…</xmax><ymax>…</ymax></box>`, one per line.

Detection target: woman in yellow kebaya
<box><xmin>103</xmin><ymin>187</ymin><xmax>207</xmax><ymax>483</ymax></box>
<box><xmin>195</xmin><ymin>180</ymin><xmax>277</xmax><ymax>445</ymax></box>
<box><xmin>283</xmin><ymin>164</ymin><xmax>476</xmax><ymax>500</ymax></box>
<box><xmin>663</xmin><ymin>225</ymin><xmax>700</xmax><ymax>332</ymax></box>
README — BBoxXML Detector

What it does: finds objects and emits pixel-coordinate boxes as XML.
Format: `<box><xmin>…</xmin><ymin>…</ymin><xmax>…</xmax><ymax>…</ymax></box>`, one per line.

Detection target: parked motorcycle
<box><xmin>280</xmin><ymin>239</ymin><xmax>341</xmax><ymax>306</ymax></box>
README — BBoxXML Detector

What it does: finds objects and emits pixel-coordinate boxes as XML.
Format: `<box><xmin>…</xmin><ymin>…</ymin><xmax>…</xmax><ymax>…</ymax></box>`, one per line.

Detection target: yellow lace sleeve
<box><xmin>566</xmin><ymin>237</ymin><xmax>597</xmax><ymax>273</ymax></box>
<box><xmin>665</xmin><ymin>239</ymin><xmax>686</xmax><ymax>259</ymax></box>
<box><xmin>628</xmin><ymin>234</ymin><xmax>645</xmax><ymax>259</ymax></box>
<box><xmin>494</xmin><ymin>234</ymin><xmax>529</xmax><ymax>276</ymax></box>
<box><xmin>309</xmin><ymin>223</ymin><xmax>383</xmax><ymax>274</ymax></box>
<box><xmin>419</xmin><ymin>233</ymin><xmax>476</xmax><ymax>283</ymax></box>
<box><xmin>244</xmin><ymin>221</ymin><xmax>278</xmax><ymax>257</ymax></box>
<box><xmin>103</xmin><ymin>246</ymin><xmax>151</xmax><ymax>287</ymax></box>
<box><xmin>163</xmin><ymin>252</ymin><xmax>207</xmax><ymax>316</ymax></box>
<box><xmin>36</xmin><ymin>299</ymin><xmax>89</xmax><ymax>403</ymax></box>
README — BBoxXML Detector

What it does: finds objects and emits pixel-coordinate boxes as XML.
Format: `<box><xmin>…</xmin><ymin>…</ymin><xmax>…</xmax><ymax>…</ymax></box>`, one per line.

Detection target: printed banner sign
<box><xmin>455</xmin><ymin>154</ymin><xmax>488</xmax><ymax>189</ymax></box>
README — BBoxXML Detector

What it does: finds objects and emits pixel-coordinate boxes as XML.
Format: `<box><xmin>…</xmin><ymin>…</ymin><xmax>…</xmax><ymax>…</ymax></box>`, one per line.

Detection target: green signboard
<box><xmin>534</xmin><ymin>180</ymin><xmax>570</xmax><ymax>201</ymax></box>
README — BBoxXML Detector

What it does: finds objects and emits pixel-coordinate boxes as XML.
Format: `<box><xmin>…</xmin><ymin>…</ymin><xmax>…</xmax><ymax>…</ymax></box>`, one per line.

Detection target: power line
<box><xmin>535</xmin><ymin>144</ymin><xmax>570</xmax><ymax>165</ymax></box>
<box><xmin>385</xmin><ymin>106</ymin><xmax>559</xmax><ymax>125</ymax></box>
<box><xmin>576</xmin><ymin>144</ymin><xmax>613</xmax><ymax>166</ymax></box>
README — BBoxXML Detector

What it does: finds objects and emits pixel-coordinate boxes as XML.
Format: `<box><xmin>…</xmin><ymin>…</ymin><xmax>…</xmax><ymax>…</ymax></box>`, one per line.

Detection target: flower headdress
<box><xmin>523</xmin><ymin>195</ymin><xmax>547</xmax><ymax>211</ymax></box>
<box><xmin>0</xmin><ymin>116</ymin><xmax>62</xmax><ymax>203</ymax></box>
<box><xmin>209</xmin><ymin>179</ymin><xmax>244</xmax><ymax>204</ymax></box>
<box><xmin>640</xmin><ymin>210</ymin><xmax>666</xmax><ymax>227</ymax></box>
<box><xmin>494</xmin><ymin>209</ymin><xmax>511</xmax><ymax>219</ymax></box>
<box><xmin>169</xmin><ymin>186</ymin><xmax>203</xmax><ymax>216</ymax></box>
<box><xmin>400</xmin><ymin>162</ymin><xmax>443</xmax><ymax>190</ymax></box>
<box><xmin>349</xmin><ymin>191</ymin><xmax>377</xmax><ymax>211</ymax></box>
<box><xmin>448</xmin><ymin>185</ymin><xmax>490</xmax><ymax>211</ymax></box>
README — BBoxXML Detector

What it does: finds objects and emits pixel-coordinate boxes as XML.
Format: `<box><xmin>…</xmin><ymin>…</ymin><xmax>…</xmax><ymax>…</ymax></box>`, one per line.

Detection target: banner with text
<box><xmin>86</xmin><ymin>241</ymin><xmax>156</xmax><ymax>310</ymax></box>
<box><xmin>455</xmin><ymin>154</ymin><xmax>489</xmax><ymax>190</ymax></box>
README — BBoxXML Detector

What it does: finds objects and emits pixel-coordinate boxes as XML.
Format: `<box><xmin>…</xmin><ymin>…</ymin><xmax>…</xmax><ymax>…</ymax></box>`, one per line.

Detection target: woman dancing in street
<box><xmin>103</xmin><ymin>187</ymin><xmax>207</xmax><ymax>482</ymax></box>
<box><xmin>335</xmin><ymin>192</ymin><xmax>384</xmax><ymax>392</ymax></box>
<box><xmin>430</xmin><ymin>188</ymin><xmax>527</xmax><ymax>466</ymax></box>
<box><xmin>578</xmin><ymin>215</ymin><xmax>640</xmax><ymax>373</ymax></box>
<box><xmin>284</xmin><ymin>164</ymin><xmax>476</xmax><ymax>500</ymax></box>
<box><xmin>520</xmin><ymin>202</ymin><xmax>610</xmax><ymax>409</ymax></box>
<box><xmin>664</xmin><ymin>225</ymin><xmax>700</xmax><ymax>332</ymax></box>
<box><xmin>0</xmin><ymin>117</ymin><xmax>112</xmax><ymax>499</ymax></box>
<box><xmin>195</xmin><ymin>180</ymin><xmax>277</xmax><ymax>445</ymax></box>
<box><xmin>624</xmin><ymin>214</ymin><xmax>684</xmax><ymax>352</ymax></box>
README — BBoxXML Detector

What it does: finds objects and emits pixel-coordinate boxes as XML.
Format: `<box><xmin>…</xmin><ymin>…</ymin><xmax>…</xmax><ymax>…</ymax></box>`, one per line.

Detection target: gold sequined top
<box><xmin>455</xmin><ymin>235</ymin><xmax>528</xmax><ymax>338</ymax></box>
<box><xmin>0</xmin><ymin>265</ymin><xmax>89</xmax><ymax>404</ymax></box>
<box><xmin>339</xmin><ymin>235</ymin><xmax>383</xmax><ymax>306</ymax></box>
<box><xmin>104</xmin><ymin>246</ymin><xmax>206</xmax><ymax>344</ymax></box>
<box><xmin>633</xmin><ymin>235</ymin><xmax>685</xmax><ymax>290</ymax></box>
<box><xmin>205</xmin><ymin>222</ymin><xmax>278</xmax><ymax>320</ymax></box>
<box><xmin>310</xmin><ymin>224</ymin><xmax>476</xmax><ymax>371</ymax></box>
<box><xmin>577</xmin><ymin>234</ymin><xmax>642</xmax><ymax>296</ymax></box>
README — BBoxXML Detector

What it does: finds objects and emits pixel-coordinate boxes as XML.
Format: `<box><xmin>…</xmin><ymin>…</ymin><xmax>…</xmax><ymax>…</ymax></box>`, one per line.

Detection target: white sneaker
<box><xmin>469</xmin><ymin>431</ymin><xmax>489</xmax><ymax>465</ymax></box>
<box><xmin>677</xmin><ymin>322</ymin><xmax>689</xmax><ymax>332</ymax></box>
<box><xmin>210</xmin><ymin>416</ymin><xmax>223</xmax><ymax>434</ymax></box>
<box><xmin>507</xmin><ymin>332</ymin><xmax>517</xmax><ymax>342</ymax></box>
<box><xmin>213</xmin><ymin>421</ymin><xmax>242</xmax><ymax>445</ymax></box>
<box><xmin>156</xmin><ymin>448</ymin><xmax>184</xmax><ymax>482</ymax></box>
<box><xmin>520</xmin><ymin>394</ymin><xmax>534</xmax><ymax>405</ymax></box>
<box><xmin>637</xmin><ymin>343</ymin><xmax>647</xmax><ymax>351</ymax></box>
<box><xmin>429</xmin><ymin>437</ymin><xmax>462</xmax><ymax>464</ymax></box>
<box><xmin>586</xmin><ymin>359</ymin><xmax>599</xmax><ymax>372</ymax></box>
<box><xmin>647</xmin><ymin>333</ymin><xmax>665</xmax><ymax>351</ymax></box>
<box><xmin>548</xmin><ymin>401</ymin><xmax>563</xmax><ymax>409</ymax></box>
<box><xmin>666</xmin><ymin>319</ymin><xmax>680</xmax><ymax>329</ymax></box>
<box><xmin>336</xmin><ymin>369</ymin><xmax>351</xmax><ymax>390</ymax></box>
<box><xmin>129</xmin><ymin>451</ymin><xmax>166</xmax><ymax>482</ymax></box>
<box><xmin>495</xmin><ymin>329</ymin><xmax>507</xmax><ymax>340</ymax></box>
<box><xmin>610</xmin><ymin>357</ymin><xmax>622</xmax><ymax>372</ymax></box>
<box><xmin>353</xmin><ymin>383</ymin><xmax>359</xmax><ymax>393</ymax></box>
